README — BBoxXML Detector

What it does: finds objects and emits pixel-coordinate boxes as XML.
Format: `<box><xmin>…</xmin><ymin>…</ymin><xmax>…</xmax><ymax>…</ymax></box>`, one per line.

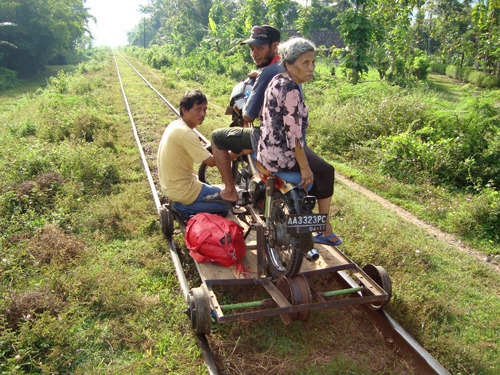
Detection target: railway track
<box><xmin>111</xmin><ymin>49</ymin><xmax>450</xmax><ymax>375</ymax></box>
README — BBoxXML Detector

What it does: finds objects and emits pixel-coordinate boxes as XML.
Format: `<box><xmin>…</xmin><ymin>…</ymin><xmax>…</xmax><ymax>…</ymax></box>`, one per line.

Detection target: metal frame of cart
<box><xmin>159</xmin><ymin>203</ymin><xmax>392</xmax><ymax>334</ymax></box>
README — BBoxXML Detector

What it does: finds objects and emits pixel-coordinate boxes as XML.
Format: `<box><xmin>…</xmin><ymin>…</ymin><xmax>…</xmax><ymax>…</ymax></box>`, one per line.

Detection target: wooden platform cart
<box><xmin>159</xmin><ymin>204</ymin><xmax>392</xmax><ymax>334</ymax></box>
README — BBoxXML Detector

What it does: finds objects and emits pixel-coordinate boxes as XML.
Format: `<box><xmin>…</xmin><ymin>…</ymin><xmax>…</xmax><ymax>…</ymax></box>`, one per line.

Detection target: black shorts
<box><xmin>211</xmin><ymin>127</ymin><xmax>256</xmax><ymax>154</ymax></box>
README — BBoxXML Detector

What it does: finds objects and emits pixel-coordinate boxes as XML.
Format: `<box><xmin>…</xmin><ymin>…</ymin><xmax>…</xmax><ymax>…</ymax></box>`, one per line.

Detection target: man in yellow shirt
<box><xmin>157</xmin><ymin>90</ymin><xmax>230</xmax><ymax>219</ymax></box>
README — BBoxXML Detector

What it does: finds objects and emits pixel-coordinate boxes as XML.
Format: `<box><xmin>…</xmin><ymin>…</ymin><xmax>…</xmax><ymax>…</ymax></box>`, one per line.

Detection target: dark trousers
<box><xmin>288</xmin><ymin>146</ymin><xmax>334</xmax><ymax>199</ymax></box>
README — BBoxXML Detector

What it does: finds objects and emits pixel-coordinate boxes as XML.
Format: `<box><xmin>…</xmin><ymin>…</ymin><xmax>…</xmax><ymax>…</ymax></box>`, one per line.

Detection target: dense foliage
<box><xmin>307</xmin><ymin>70</ymin><xmax>499</xmax><ymax>245</ymax></box>
<box><xmin>0</xmin><ymin>0</ymin><xmax>93</xmax><ymax>76</ymax></box>
<box><xmin>126</xmin><ymin>0</ymin><xmax>499</xmax><ymax>85</ymax></box>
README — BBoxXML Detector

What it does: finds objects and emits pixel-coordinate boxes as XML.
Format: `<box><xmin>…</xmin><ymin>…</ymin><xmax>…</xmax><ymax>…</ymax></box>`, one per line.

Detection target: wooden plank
<box><xmin>299</xmin><ymin>243</ymin><xmax>346</xmax><ymax>273</ymax></box>
<box><xmin>197</xmin><ymin>261</ymin><xmax>235</xmax><ymax>282</ymax></box>
<box><xmin>194</xmin><ymin>210</ymin><xmax>355</xmax><ymax>283</ymax></box>
<box><xmin>196</xmin><ymin>241</ymin><xmax>259</xmax><ymax>283</ymax></box>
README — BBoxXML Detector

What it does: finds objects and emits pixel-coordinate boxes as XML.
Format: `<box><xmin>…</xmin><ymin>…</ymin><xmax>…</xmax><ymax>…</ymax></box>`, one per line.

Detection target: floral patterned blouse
<box><xmin>257</xmin><ymin>73</ymin><xmax>308</xmax><ymax>172</ymax></box>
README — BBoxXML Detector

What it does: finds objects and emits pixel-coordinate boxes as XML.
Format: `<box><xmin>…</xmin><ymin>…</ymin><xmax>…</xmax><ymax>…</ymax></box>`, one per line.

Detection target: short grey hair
<box><xmin>278</xmin><ymin>37</ymin><xmax>316</xmax><ymax>66</ymax></box>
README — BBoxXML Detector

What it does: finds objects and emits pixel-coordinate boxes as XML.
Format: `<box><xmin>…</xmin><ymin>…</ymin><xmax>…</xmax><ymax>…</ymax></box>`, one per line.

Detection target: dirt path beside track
<box><xmin>336</xmin><ymin>173</ymin><xmax>500</xmax><ymax>273</ymax></box>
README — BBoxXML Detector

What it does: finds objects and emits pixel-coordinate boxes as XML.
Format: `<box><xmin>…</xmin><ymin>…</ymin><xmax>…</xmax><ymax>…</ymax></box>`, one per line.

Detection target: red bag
<box><xmin>185</xmin><ymin>213</ymin><xmax>246</xmax><ymax>267</ymax></box>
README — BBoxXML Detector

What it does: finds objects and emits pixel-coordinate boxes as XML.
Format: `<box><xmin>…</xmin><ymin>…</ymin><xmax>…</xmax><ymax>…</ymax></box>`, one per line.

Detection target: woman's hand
<box><xmin>299</xmin><ymin>167</ymin><xmax>314</xmax><ymax>189</ymax></box>
<box><xmin>294</xmin><ymin>139</ymin><xmax>313</xmax><ymax>189</ymax></box>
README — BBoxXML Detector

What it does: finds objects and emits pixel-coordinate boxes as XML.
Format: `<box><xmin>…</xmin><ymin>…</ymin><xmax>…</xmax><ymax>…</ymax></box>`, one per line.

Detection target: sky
<box><xmin>86</xmin><ymin>0</ymin><xmax>149</xmax><ymax>47</ymax></box>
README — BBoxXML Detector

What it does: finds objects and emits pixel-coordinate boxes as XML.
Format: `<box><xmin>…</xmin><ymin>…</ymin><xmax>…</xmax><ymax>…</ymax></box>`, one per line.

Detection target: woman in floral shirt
<box><xmin>257</xmin><ymin>38</ymin><xmax>342</xmax><ymax>246</ymax></box>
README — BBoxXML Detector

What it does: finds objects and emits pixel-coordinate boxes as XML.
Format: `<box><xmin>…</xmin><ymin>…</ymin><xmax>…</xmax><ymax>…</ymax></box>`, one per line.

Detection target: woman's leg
<box><xmin>305</xmin><ymin>147</ymin><xmax>341</xmax><ymax>243</ymax></box>
<box><xmin>304</xmin><ymin>147</ymin><xmax>334</xmax><ymax>198</ymax></box>
<box><xmin>317</xmin><ymin>196</ymin><xmax>341</xmax><ymax>243</ymax></box>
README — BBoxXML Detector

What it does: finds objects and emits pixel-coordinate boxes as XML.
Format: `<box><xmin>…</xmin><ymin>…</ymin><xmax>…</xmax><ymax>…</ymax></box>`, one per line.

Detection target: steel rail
<box><xmin>112</xmin><ymin>49</ymin><xmax>219</xmax><ymax>375</ymax></box>
<box><xmin>112</xmin><ymin>50</ymin><xmax>450</xmax><ymax>375</ymax></box>
<box><xmin>112</xmin><ymin>49</ymin><xmax>161</xmax><ymax>210</ymax></box>
<box><xmin>115</xmin><ymin>50</ymin><xmax>210</xmax><ymax>146</ymax></box>
<box><xmin>335</xmin><ymin>270</ymin><xmax>450</xmax><ymax>375</ymax></box>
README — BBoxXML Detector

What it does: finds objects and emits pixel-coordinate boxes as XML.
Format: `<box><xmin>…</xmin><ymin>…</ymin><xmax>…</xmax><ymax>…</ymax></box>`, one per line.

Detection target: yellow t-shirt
<box><xmin>157</xmin><ymin>119</ymin><xmax>211</xmax><ymax>205</ymax></box>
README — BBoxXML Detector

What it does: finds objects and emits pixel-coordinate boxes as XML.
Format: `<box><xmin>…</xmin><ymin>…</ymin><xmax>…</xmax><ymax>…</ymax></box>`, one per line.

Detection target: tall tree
<box><xmin>427</xmin><ymin>0</ymin><xmax>473</xmax><ymax>65</ymax></box>
<box><xmin>337</xmin><ymin>0</ymin><xmax>375</xmax><ymax>83</ymax></box>
<box><xmin>472</xmin><ymin>0</ymin><xmax>500</xmax><ymax>75</ymax></box>
<box><xmin>0</xmin><ymin>0</ymin><xmax>92</xmax><ymax>75</ymax></box>
<box><xmin>265</xmin><ymin>0</ymin><xmax>290</xmax><ymax>30</ymax></box>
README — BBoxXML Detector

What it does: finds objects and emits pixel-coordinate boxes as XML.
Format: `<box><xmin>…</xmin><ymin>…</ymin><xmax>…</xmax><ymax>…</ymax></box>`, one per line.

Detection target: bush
<box><xmin>379</xmin><ymin>131</ymin><xmax>452</xmax><ymax>184</ymax></box>
<box><xmin>0</xmin><ymin>67</ymin><xmax>19</xmax><ymax>90</ymax></box>
<box><xmin>430</xmin><ymin>62</ymin><xmax>447</xmax><ymax>75</ymax></box>
<box><xmin>448</xmin><ymin>188</ymin><xmax>500</xmax><ymax>243</ymax></box>
<box><xmin>144</xmin><ymin>45</ymin><xmax>175</xmax><ymax>69</ymax></box>
<box><xmin>58</xmin><ymin>143</ymin><xmax>120</xmax><ymax>195</ymax></box>
<box><xmin>39</xmin><ymin>98</ymin><xmax>114</xmax><ymax>143</ymax></box>
<box><xmin>411</xmin><ymin>56</ymin><xmax>430</xmax><ymax>80</ymax></box>
<box><xmin>314</xmin><ymin>88</ymin><xmax>428</xmax><ymax>154</ymax></box>
<box><xmin>442</xmin><ymin>64</ymin><xmax>499</xmax><ymax>88</ymax></box>
<box><xmin>378</xmin><ymin>100</ymin><xmax>500</xmax><ymax>189</ymax></box>
<box><xmin>46</xmin><ymin>71</ymin><xmax>71</xmax><ymax>94</ymax></box>
<box><xmin>482</xmin><ymin>75</ymin><xmax>500</xmax><ymax>89</ymax></box>
<box><xmin>468</xmin><ymin>70</ymin><xmax>488</xmax><ymax>87</ymax></box>
<box><xmin>445</xmin><ymin>65</ymin><xmax>459</xmax><ymax>79</ymax></box>
<box><xmin>0</xmin><ymin>142</ymin><xmax>58</xmax><ymax>184</ymax></box>
<box><xmin>459</xmin><ymin>67</ymin><xmax>474</xmax><ymax>82</ymax></box>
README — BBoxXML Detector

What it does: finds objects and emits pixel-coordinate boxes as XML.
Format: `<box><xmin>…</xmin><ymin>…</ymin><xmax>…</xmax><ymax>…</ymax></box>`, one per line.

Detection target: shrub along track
<box><xmin>112</xmin><ymin>50</ymin><xmax>450</xmax><ymax>374</ymax></box>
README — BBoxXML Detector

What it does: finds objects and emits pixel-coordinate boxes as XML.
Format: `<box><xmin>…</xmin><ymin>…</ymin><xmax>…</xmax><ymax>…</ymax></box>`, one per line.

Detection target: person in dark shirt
<box><xmin>205</xmin><ymin>25</ymin><xmax>283</xmax><ymax>205</ymax></box>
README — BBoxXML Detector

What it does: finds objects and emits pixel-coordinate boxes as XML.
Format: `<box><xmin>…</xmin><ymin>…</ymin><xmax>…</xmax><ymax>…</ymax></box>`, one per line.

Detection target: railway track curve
<box><xmin>111</xmin><ymin>49</ymin><xmax>449</xmax><ymax>375</ymax></box>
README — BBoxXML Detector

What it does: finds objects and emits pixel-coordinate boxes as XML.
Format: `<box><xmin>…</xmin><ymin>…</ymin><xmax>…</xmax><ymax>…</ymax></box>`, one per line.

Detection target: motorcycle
<box><xmin>198</xmin><ymin>78</ymin><xmax>327</xmax><ymax>278</ymax></box>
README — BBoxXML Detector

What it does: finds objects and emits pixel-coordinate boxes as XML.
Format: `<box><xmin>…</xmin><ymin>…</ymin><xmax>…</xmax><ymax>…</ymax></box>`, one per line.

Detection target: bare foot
<box><xmin>219</xmin><ymin>189</ymin><xmax>238</xmax><ymax>203</ymax></box>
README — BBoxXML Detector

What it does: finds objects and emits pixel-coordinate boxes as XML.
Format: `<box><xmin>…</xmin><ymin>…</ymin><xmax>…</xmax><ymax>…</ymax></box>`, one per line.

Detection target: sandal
<box><xmin>313</xmin><ymin>233</ymin><xmax>343</xmax><ymax>246</ymax></box>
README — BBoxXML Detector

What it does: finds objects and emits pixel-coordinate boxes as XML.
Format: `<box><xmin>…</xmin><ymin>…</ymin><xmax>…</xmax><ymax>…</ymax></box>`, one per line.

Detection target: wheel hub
<box><xmin>276</xmin><ymin>275</ymin><xmax>312</xmax><ymax>325</ymax></box>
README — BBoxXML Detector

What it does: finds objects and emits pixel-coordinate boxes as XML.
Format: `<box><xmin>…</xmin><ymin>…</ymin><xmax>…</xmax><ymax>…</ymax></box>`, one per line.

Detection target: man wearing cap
<box><xmin>240</xmin><ymin>25</ymin><xmax>283</xmax><ymax>124</ymax></box>
<box><xmin>202</xmin><ymin>25</ymin><xmax>283</xmax><ymax>206</ymax></box>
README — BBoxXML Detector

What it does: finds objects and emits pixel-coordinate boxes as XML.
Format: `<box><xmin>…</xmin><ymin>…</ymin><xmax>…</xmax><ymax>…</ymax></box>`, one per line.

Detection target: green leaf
<box><xmin>209</xmin><ymin>17</ymin><xmax>217</xmax><ymax>35</ymax></box>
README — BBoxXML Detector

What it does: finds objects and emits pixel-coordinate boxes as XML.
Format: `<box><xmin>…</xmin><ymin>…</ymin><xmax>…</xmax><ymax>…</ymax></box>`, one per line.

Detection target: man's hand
<box><xmin>242</xmin><ymin>115</ymin><xmax>254</xmax><ymax>125</ymax></box>
<box><xmin>247</xmin><ymin>70</ymin><xmax>259</xmax><ymax>78</ymax></box>
<box><xmin>203</xmin><ymin>156</ymin><xmax>216</xmax><ymax>167</ymax></box>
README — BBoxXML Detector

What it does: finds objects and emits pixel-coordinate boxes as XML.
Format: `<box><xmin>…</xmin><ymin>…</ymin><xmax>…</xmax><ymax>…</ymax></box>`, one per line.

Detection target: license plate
<box><xmin>286</xmin><ymin>213</ymin><xmax>327</xmax><ymax>233</ymax></box>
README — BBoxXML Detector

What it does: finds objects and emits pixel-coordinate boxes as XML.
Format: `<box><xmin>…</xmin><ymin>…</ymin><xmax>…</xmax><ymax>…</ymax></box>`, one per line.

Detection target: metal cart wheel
<box><xmin>159</xmin><ymin>205</ymin><xmax>175</xmax><ymax>236</ymax></box>
<box><xmin>276</xmin><ymin>274</ymin><xmax>312</xmax><ymax>325</ymax></box>
<box><xmin>362</xmin><ymin>263</ymin><xmax>392</xmax><ymax>311</ymax></box>
<box><xmin>186</xmin><ymin>285</ymin><xmax>212</xmax><ymax>334</ymax></box>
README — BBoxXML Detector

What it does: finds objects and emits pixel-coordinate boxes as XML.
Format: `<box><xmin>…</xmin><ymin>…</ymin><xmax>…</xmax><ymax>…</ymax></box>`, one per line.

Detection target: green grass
<box><xmin>0</xmin><ymin>51</ymin><xmax>207</xmax><ymax>374</ymax></box>
<box><xmin>328</xmin><ymin>181</ymin><xmax>499</xmax><ymax>373</ymax></box>
<box><xmin>307</xmin><ymin>63</ymin><xmax>499</xmax><ymax>253</ymax></box>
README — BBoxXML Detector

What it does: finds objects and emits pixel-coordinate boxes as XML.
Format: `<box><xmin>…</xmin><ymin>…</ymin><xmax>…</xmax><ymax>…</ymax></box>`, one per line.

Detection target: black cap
<box><xmin>240</xmin><ymin>25</ymin><xmax>280</xmax><ymax>46</ymax></box>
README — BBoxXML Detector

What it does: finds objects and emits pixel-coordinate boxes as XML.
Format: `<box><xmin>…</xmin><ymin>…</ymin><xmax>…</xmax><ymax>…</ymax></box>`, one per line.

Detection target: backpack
<box><xmin>185</xmin><ymin>213</ymin><xmax>246</xmax><ymax>267</ymax></box>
